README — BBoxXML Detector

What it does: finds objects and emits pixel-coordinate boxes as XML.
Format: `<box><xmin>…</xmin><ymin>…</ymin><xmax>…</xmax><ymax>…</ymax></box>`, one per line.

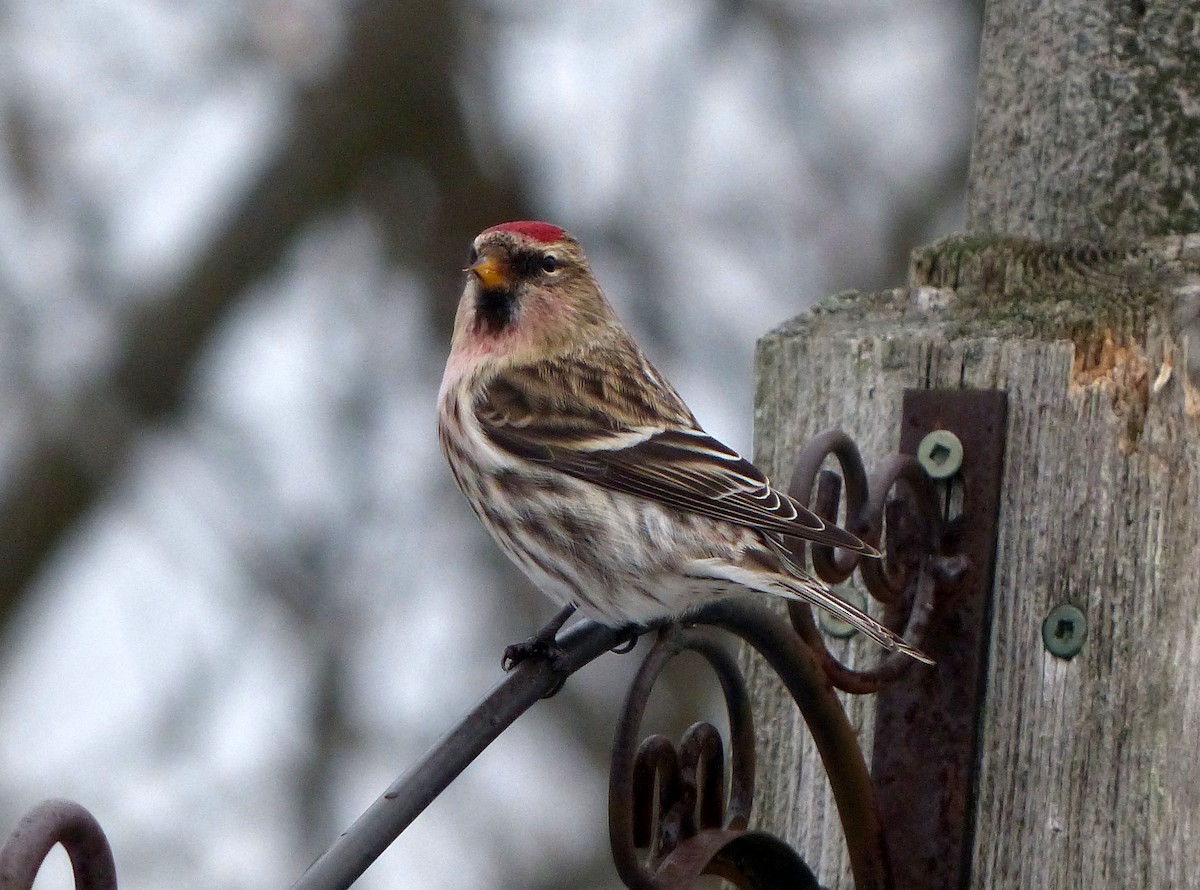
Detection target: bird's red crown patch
<box><xmin>483</xmin><ymin>221</ymin><xmax>565</xmax><ymax>244</ymax></box>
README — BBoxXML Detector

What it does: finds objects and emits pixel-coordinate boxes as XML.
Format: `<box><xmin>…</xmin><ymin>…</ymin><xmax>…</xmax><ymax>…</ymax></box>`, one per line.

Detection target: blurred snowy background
<box><xmin>0</xmin><ymin>0</ymin><xmax>979</xmax><ymax>887</ymax></box>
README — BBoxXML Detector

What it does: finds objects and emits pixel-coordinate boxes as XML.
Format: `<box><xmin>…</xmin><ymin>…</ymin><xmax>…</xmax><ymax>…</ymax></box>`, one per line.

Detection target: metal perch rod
<box><xmin>289</xmin><ymin>619</ymin><xmax>628</xmax><ymax>890</ymax></box>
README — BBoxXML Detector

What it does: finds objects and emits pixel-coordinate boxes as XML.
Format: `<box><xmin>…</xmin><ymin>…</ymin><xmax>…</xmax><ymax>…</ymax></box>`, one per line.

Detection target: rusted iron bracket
<box><xmin>871</xmin><ymin>388</ymin><xmax>1007</xmax><ymax>890</ymax></box>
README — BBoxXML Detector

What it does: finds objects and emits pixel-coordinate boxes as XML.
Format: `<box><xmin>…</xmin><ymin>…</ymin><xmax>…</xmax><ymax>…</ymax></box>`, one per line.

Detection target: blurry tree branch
<box><xmin>0</xmin><ymin>0</ymin><xmax>530</xmax><ymax>632</ymax></box>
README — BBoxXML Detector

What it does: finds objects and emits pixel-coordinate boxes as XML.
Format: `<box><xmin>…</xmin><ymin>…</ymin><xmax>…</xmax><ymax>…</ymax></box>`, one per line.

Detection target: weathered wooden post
<box><xmin>745</xmin><ymin>1</ymin><xmax>1200</xmax><ymax>888</ymax></box>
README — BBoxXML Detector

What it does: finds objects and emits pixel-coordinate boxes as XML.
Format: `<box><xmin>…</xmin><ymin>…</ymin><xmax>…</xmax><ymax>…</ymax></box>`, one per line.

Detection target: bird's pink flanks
<box><xmin>483</xmin><ymin>221</ymin><xmax>565</xmax><ymax>244</ymax></box>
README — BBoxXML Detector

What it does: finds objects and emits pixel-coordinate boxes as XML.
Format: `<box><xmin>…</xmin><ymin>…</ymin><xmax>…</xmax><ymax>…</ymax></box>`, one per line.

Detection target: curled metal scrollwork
<box><xmin>608</xmin><ymin>623</ymin><xmax>822</xmax><ymax>890</ymax></box>
<box><xmin>786</xmin><ymin>430</ymin><xmax>957</xmax><ymax>693</ymax></box>
<box><xmin>0</xmin><ymin>798</ymin><xmax>118</xmax><ymax>890</ymax></box>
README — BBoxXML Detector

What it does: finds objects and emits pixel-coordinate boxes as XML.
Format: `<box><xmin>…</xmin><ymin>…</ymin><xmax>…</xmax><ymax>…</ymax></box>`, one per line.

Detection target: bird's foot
<box><xmin>502</xmin><ymin>635</ymin><xmax>571</xmax><ymax>698</ymax></box>
<box><xmin>501</xmin><ymin>636</ymin><xmax>569</xmax><ymax>673</ymax></box>
<box><xmin>501</xmin><ymin>604</ymin><xmax>578</xmax><ymax>689</ymax></box>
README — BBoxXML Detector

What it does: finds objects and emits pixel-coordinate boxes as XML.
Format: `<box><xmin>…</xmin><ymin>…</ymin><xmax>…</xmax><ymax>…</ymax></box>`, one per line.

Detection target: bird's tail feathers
<box><xmin>768</xmin><ymin>573</ymin><xmax>934</xmax><ymax>664</ymax></box>
<box><xmin>686</xmin><ymin>558</ymin><xmax>933</xmax><ymax>665</ymax></box>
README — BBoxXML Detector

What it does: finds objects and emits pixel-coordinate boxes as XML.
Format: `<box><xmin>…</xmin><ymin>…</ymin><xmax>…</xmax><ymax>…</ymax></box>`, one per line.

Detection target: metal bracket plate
<box><xmin>871</xmin><ymin>388</ymin><xmax>1008</xmax><ymax>890</ymax></box>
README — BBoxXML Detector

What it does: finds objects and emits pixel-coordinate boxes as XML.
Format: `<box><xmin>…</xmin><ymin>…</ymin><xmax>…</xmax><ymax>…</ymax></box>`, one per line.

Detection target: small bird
<box><xmin>438</xmin><ymin>221</ymin><xmax>931</xmax><ymax>665</ymax></box>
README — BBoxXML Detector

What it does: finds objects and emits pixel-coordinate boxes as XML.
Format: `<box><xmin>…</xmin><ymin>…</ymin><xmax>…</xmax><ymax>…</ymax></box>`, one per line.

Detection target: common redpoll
<box><xmin>438</xmin><ymin>221</ymin><xmax>931</xmax><ymax>665</ymax></box>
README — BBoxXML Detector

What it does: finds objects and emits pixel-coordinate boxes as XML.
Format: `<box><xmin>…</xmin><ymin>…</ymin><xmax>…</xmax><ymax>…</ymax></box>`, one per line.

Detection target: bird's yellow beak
<box><xmin>467</xmin><ymin>255</ymin><xmax>512</xmax><ymax>290</ymax></box>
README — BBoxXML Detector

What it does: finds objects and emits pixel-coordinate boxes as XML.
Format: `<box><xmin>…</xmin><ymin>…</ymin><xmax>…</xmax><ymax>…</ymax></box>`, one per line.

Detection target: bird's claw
<box><xmin>502</xmin><ymin>604</ymin><xmax>577</xmax><ymax>685</ymax></box>
<box><xmin>501</xmin><ymin>636</ymin><xmax>568</xmax><ymax>673</ymax></box>
<box><xmin>502</xmin><ymin>636</ymin><xmax>570</xmax><ymax>697</ymax></box>
<box><xmin>609</xmin><ymin>626</ymin><xmax>642</xmax><ymax>654</ymax></box>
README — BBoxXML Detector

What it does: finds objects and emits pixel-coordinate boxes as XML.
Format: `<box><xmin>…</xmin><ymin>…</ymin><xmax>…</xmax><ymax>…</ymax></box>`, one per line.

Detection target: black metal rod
<box><xmin>290</xmin><ymin>619</ymin><xmax>628</xmax><ymax>890</ymax></box>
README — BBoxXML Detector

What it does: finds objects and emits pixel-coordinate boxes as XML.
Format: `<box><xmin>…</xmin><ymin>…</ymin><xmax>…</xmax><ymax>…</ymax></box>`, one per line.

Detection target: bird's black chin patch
<box><xmin>475</xmin><ymin>288</ymin><xmax>518</xmax><ymax>334</ymax></box>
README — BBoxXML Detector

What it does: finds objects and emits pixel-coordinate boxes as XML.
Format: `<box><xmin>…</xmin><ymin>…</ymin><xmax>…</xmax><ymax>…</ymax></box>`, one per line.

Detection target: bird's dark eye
<box><xmin>540</xmin><ymin>255</ymin><xmax>560</xmax><ymax>273</ymax></box>
<box><xmin>468</xmin><ymin>245</ymin><xmax>479</xmax><ymax>264</ymax></box>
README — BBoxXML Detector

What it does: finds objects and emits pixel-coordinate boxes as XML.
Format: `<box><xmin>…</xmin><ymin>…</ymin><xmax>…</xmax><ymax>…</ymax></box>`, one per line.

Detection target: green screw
<box><xmin>917</xmin><ymin>429</ymin><xmax>964</xmax><ymax>479</ymax></box>
<box><xmin>1042</xmin><ymin>604</ymin><xmax>1087</xmax><ymax>659</ymax></box>
<box><xmin>818</xmin><ymin>584</ymin><xmax>869</xmax><ymax>639</ymax></box>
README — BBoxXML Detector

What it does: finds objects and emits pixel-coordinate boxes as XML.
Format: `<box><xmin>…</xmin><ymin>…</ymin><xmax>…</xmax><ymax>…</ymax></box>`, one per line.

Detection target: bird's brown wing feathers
<box><xmin>478</xmin><ymin>362</ymin><xmax>876</xmax><ymax>555</ymax></box>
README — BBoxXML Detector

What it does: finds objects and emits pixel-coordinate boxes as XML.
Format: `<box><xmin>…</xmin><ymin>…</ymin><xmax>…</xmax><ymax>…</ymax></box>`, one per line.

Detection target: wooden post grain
<box><xmin>745</xmin><ymin>1</ymin><xmax>1200</xmax><ymax>887</ymax></box>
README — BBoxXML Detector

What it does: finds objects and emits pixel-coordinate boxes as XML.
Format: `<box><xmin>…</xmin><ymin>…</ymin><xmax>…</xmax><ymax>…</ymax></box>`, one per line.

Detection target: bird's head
<box><xmin>448</xmin><ymin>221</ymin><xmax>617</xmax><ymax>372</ymax></box>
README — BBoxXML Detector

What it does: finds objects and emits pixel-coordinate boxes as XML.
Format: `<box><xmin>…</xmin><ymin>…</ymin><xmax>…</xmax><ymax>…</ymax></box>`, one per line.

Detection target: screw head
<box><xmin>1042</xmin><ymin>604</ymin><xmax>1087</xmax><ymax>659</ymax></box>
<box><xmin>917</xmin><ymin>429</ymin><xmax>964</xmax><ymax>479</ymax></box>
<box><xmin>818</xmin><ymin>583</ymin><xmax>869</xmax><ymax>639</ymax></box>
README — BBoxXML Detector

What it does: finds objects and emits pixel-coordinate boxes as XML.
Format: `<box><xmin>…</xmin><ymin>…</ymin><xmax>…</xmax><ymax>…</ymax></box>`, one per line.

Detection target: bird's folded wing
<box><xmin>477</xmin><ymin>374</ymin><xmax>875</xmax><ymax>555</ymax></box>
